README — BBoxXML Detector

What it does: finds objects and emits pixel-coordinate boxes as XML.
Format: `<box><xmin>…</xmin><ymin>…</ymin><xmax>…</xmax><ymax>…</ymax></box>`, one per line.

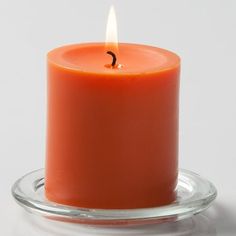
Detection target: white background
<box><xmin>0</xmin><ymin>0</ymin><xmax>236</xmax><ymax>235</ymax></box>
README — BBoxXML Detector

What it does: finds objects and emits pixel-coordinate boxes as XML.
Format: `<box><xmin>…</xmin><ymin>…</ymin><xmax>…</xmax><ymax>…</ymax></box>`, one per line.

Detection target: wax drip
<box><xmin>106</xmin><ymin>51</ymin><xmax>117</xmax><ymax>67</ymax></box>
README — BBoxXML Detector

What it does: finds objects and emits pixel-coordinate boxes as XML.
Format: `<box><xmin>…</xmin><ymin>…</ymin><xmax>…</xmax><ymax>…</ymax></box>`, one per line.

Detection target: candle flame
<box><xmin>106</xmin><ymin>5</ymin><xmax>118</xmax><ymax>51</ymax></box>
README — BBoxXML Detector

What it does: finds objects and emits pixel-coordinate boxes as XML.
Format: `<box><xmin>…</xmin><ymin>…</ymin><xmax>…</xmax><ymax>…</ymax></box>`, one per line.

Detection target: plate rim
<box><xmin>12</xmin><ymin>168</ymin><xmax>217</xmax><ymax>223</ymax></box>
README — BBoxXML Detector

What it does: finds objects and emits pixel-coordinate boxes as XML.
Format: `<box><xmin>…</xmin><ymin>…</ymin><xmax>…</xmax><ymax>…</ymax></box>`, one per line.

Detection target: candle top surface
<box><xmin>48</xmin><ymin>43</ymin><xmax>180</xmax><ymax>76</ymax></box>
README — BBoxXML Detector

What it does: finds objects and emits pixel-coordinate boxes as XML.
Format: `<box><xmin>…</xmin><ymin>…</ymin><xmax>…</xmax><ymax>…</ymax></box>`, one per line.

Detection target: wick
<box><xmin>106</xmin><ymin>51</ymin><xmax>117</xmax><ymax>67</ymax></box>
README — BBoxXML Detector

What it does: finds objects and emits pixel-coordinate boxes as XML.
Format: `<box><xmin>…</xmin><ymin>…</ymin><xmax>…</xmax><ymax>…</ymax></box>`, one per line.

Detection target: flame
<box><xmin>106</xmin><ymin>5</ymin><xmax>118</xmax><ymax>51</ymax></box>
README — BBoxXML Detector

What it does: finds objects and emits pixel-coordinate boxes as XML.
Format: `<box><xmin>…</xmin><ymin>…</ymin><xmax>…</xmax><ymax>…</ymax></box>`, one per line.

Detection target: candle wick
<box><xmin>106</xmin><ymin>51</ymin><xmax>117</xmax><ymax>67</ymax></box>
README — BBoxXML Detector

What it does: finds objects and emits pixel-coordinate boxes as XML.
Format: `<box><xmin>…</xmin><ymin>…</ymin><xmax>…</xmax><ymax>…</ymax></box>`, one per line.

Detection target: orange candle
<box><xmin>45</xmin><ymin>42</ymin><xmax>180</xmax><ymax>209</ymax></box>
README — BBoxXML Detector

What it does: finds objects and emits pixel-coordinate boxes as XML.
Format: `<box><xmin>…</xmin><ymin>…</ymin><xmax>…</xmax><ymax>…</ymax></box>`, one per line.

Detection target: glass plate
<box><xmin>12</xmin><ymin>169</ymin><xmax>217</xmax><ymax>226</ymax></box>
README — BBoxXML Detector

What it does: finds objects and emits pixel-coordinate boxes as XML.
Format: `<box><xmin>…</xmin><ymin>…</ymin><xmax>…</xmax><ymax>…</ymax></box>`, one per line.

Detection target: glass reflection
<box><xmin>12</xmin><ymin>210</ymin><xmax>216</xmax><ymax>236</ymax></box>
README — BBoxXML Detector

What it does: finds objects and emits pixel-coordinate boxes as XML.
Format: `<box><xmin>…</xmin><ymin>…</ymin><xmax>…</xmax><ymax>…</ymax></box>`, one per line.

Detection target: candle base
<box><xmin>12</xmin><ymin>169</ymin><xmax>217</xmax><ymax>226</ymax></box>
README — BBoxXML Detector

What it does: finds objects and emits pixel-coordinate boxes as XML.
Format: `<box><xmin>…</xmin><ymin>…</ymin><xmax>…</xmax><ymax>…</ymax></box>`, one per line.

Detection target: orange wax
<box><xmin>45</xmin><ymin>43</ymin><xmax>180</xmax><ymax>209</ymax></box>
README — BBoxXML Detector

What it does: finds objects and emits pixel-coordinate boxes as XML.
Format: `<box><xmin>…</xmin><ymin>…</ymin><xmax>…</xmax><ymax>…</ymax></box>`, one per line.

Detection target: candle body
<box><xmin>45</xmin><ymin>43</ymin><xmax>180</xmax><ymax>209</ymax></box>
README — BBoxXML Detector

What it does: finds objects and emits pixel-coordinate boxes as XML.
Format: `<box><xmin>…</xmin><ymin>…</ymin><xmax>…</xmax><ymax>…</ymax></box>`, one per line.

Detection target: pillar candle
<box><xmin>45</xmin><ymin>43</ymin><xmax>180</xmax><ymax>209</ymax></box>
